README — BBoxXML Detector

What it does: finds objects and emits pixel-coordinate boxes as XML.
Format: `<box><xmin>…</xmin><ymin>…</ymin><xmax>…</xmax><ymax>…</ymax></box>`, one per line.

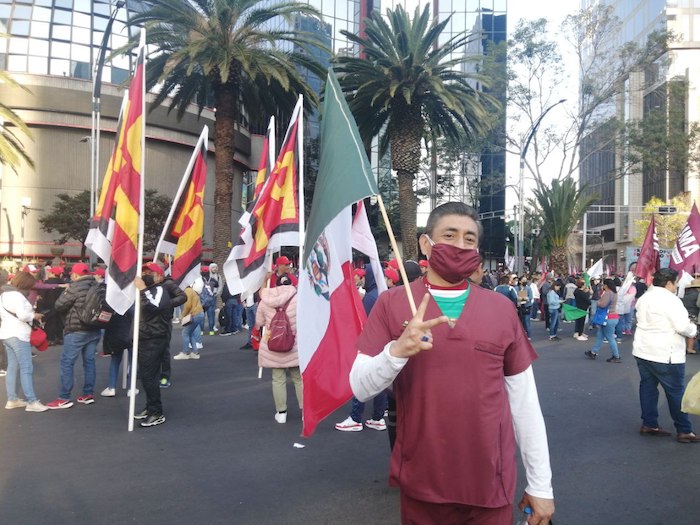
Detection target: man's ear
<box><xmin>418</xmin><ymin>234</ymin><xmax>431</xmax><ymax>257</ymax></box>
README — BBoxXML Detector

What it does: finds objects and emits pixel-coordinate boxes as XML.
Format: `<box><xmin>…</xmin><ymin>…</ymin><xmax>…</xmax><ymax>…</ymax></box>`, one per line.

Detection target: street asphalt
<box><xmin>1</xmin><ymin>317</ymin><xmax>699</xmax><ymax>525</ymax></box>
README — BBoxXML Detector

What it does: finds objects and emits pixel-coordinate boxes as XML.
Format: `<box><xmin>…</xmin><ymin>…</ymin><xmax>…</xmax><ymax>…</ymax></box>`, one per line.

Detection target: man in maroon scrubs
<box><xmin>350</xmin><ymin>202</ymin><xmax>555</xmax><ymax>525</ymax></box>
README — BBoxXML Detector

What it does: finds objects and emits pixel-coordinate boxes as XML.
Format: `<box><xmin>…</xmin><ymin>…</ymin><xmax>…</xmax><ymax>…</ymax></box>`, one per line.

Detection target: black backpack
<box><xmin>78</xmin><ymin>281</ymin><xmax>113</xmax><ymax>328</ymax></box>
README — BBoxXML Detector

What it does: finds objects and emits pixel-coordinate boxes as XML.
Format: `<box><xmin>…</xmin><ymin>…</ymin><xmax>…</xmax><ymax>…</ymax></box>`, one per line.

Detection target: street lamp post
<box><xmin>90</xmin><ymin>1</ymin><xmax>125</xmax><ymax>225</ymax></box>
<box><xmin>518</xmin><ymin>99</ymin><xmax>567</xmax><ymax>275</ymax></box>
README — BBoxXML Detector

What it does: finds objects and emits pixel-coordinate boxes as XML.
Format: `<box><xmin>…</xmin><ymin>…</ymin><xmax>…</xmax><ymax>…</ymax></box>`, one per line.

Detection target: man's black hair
<box><xmin>424</xmin><ymin>202</ymin><xmax>483</xmax><ymax>241</ymax></box>
<box><xmin>652</xmin><ymin>268</ymin><xmax>678</xmax><ymax>288</ymax></box>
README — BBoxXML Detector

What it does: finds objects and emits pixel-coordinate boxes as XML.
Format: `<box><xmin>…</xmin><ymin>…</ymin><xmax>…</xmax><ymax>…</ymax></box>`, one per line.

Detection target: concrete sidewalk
<box><xmin>1</xmin><ymin>321</ymin><xmax>699</xmax><ymax>524</ymax></box>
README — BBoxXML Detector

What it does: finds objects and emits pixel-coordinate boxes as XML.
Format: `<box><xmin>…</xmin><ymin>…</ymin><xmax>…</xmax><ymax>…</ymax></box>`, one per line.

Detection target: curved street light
<box><xmin>517</xmin><ymin>98</ymin><xmax>567</xmax><ymax>274</ymax></box>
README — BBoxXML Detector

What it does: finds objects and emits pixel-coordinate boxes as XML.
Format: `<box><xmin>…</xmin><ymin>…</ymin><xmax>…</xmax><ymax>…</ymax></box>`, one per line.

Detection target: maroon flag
<box><xmin>634</xmin><ymin>214</ymin><xmax>660</xmax><ymax>285</ymax></box>
<box><xmin>670</xmin><ymin>204</ymin><xmax>700</xmax><ymax>276</ymax></box>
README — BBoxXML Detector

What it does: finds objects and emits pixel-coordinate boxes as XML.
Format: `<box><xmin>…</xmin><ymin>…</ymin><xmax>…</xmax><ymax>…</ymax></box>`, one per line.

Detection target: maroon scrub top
<box><xmin>356</xmin><ymin>279</ymin><xmax>537</xmax><ymax>508</ymax></box>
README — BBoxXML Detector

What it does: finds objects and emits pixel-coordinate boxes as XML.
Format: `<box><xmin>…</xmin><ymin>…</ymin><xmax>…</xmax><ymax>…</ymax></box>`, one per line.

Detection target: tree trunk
<box><xmin>212</xmin><ymin>83</ymin><xmax>237</xmax><ymax>265</ymax></box>
<box><xmin>397</xmin><ymin>170</ymin><xmax>418</xmax><ymax>260</ymax></box>
<box><xmin>550</xmin><ymin>245</ymin><xmax>568</xmax><ymax>276</ymax></box>
<box><xmin>390</xmin><ymin>108</ymin><xmax>423</xmax><ymax>261</ymax></box>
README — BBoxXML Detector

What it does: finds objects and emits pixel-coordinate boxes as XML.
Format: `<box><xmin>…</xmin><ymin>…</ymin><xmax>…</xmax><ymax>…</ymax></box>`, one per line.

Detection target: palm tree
<box><xmin>126</xmin><ymin>0</ymin><xmax>326</xmax><ymax>263</ymax></box>
<box><xmin>334</xmin><ymin>4</ymin><xmax>496</xmax><ymax>259</ymax></box>
<box><xmin>0</xmin><ymin>71</ymin><xmax>33</xmax><ymax>173</ymax></box>
<box><xmin>532</xmin><ymin>177</ymin><xmax>597</xmax><ymax>276</ymax></box>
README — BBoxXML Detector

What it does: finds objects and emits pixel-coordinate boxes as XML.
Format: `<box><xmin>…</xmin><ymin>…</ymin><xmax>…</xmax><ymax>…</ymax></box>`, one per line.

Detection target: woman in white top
<box><xmin>0</xmin><ymin>272</ymin><xmax>48</xmax><ymax>412</ymax></box>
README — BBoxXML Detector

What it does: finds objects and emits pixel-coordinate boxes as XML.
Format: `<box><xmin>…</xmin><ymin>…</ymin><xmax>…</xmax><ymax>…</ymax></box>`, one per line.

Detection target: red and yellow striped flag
<box><xmin>252</xmin><ymin>118</ymin><xmax>275</xmax><ymax>205</ymax></box>
<box><xmin>154</xmin><ymin>126</ymin><xmax>208</xmax><ymax>289</ymax></box>
<box><xmin>85</xmin><ymin>39</ymin><xmax>145</xmax><ymax>315</ymax></box>
<box><xmin>224</xmin><ymin>98</ymin><xmax>302</xmax><ymax>297</ymax></box>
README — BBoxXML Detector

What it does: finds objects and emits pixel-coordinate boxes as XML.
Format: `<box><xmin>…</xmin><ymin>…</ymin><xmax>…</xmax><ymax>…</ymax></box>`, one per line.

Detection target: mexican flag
<box><xmin>297</xmin><ymin>69</ymin><xmax>379</xmax><ymax>437</ymax></box>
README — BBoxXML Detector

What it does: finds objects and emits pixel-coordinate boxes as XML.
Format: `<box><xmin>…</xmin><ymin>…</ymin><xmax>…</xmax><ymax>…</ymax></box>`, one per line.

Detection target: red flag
<box><xmin>154</xmin><ymin>127</ymin><xmax>208</xmax><ymax>289</ymax></box>
<box><xmin>224</xmin><ymin>98</ymin><xmax>302</xmax><ymax>297</ymax></box>
<box><xmin>670</xmin><ymin>203</ymin><xmax>700</xmax><ymax>276</ymax></box>
<box><xmin>634</xmin><ymin>214</ymin><xmax>660</xmax><ymax>285</ymax></box>
<box><xmin>85</xmin><ymin>39</ymin><xmax>145</xmax><ymax>315</ymax></box>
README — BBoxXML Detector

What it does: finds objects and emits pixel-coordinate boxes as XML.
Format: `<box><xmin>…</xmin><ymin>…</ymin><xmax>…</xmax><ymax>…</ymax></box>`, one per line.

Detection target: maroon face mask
<box><xmin>427</xmin><ymin>242</ymin><xmax>481</xmax><ymax>284</ymax></box>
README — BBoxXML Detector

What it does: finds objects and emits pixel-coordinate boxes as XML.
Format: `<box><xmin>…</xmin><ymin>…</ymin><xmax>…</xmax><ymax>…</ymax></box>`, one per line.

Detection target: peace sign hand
<box><xmin>389</xmin><ymin>294</ymin><xmax>449</xmax><ymax>359</ymax></box>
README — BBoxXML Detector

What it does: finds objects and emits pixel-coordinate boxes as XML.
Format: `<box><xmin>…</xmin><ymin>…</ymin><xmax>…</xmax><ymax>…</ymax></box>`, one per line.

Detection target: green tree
<box><xmin>532</xmin><ymin>178</ymin><xmax>597</xmax><ymax>276</ymax></box>
<box><xmin>0</xmin><ymin>70</ymin><xmax>34</xmax><ymax>173</ymax></box>
<box><xmin>335</xmin><ymin>4</ymin><xmax>496</xmax><ymax>260</ymax></box>
<box><xmin>126</xmin><ymin>0</ymin><xmax>326</xmax><ymax>264</ymax></box>
<box><xmin>39</xmin><ymin>189</ymin><xmax>173</xmax><ymax>259</ymax></box>
<box><xmin>633</xmin><ymin>193</ymin><xmax>691</xmax><ymax>249</ymax></box>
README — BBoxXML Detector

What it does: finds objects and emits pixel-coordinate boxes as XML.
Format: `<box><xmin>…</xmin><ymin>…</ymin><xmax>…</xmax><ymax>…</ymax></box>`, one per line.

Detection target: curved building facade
<box><xmin>0</xmin><ymin>0</ymin><xmax>253</xmax><ymax>264</ymax></box>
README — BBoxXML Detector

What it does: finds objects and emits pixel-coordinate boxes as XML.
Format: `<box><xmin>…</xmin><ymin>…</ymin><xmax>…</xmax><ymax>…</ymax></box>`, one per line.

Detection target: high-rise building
<box><xmin>579</xmin><ymin>0</ymin><xmax>700</xmax><ymax>269</ymax></box>
<box><xmin>271</xmin><ymin>0</ymin><xmax>508</xmax><ymax>260</ymax></box>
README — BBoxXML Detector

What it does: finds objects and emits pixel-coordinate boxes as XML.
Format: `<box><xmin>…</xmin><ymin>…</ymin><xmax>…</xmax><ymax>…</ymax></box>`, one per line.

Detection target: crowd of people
<box><xmin>5</xmin><ymin>202</ymin><xmax>700</xmax><ymax>523</ymax></box>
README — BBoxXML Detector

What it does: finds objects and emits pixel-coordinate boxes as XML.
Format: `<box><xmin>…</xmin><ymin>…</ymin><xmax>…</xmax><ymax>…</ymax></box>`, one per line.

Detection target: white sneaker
<box><xmin>127</xmin><ymin>389</ymin><xmax>140</xmax><ymax>397</ymax></box>
<box><xmin>274</xmin><ymin>412</ymin><xmax>287</xmax><ymax>424</ymax></box>
<box><xmin>100</xmin><ymin>387</ymin><xmax>116</xmax><ymax>397</ymax></box>
<box><xmin>335</xmin><ymin>416</ymin><xmax>363</xmax><ymax>432</ymax></box>
<box><xmin>196</xmin><ymin>342</ymin><xmax>204</xmax><ymax>350</ymax></box>
<box><xmin>5</xmin><ymin>399</ymin><xmax>28</xmax><ymax>409</ymax></box>
<box><xmin>173</xmin><ymin>352</ymin><xmax>190</xmax><ymax>360</ymax></box>
<box><xmin>25</xmin><ymin>401</ymin><xmax>48</xmax><ymax>412</ymax></box>
<box><xmin>0</xmin><ymin>369</ymin><xmax>6</xmax><ymax>377</ymax></box>
<box><xmin>189</xmin><ymin>352</ymin><xmax>200</xmax><ymax>360</ymax></box>
<box><xmin>172</xmin><ymin>319</ymin><xmax>180</xmax><ymax>324</ymax></box>
<box><xmin>365</xmin><ymin>418</ymin><xmax>387</xmax><ymax>431</ymax></box>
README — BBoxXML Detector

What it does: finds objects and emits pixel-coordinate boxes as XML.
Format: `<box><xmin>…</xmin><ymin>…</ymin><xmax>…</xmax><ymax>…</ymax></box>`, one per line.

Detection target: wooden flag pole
<box><xmin>376</xmin><ymin>195</ymin><xmax>417</xmax><ymax>315</ymax></box>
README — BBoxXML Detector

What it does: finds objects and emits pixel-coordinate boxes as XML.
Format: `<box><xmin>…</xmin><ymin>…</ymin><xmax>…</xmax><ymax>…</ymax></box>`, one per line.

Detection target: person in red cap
<box><xmin>92</xmin><ymin>267</ymin><xmax>106</xmax><ymax>282</ymax></box>
<box><xmin>132</xmin><ymin>262</ymin><xmax>173</xmax><ymax>427</ymax></box>
<box><xmin>384</xmin><ymin>267</ymin><xmax>399</xmax><ymax>288</ymax></box>
<box><xmin>143</xmin><ymin>261</ymin><xmax>185</xmax><ymax>388</ymax></box>
<box><xmin>47</xmin><ymin>262</ymin><xmax>103</xmax><ymax>410</ymax></box>
<box><xmin>269</xmin><ymin>255</ymin><xmax>298</xmax><ymax>288</ymax></box>
<box><xmin>353</xmin><ymin>268</ymin><xmax>366</xmax><ymax>296</ymax></box>
<box><xmin>349</xmin><ymin>202</ymin><xmax>554</xmax><ymax>525</ymax></box>
<box><xmin>418</xmin><ymin>259</ymin><xmax>428</xmax><ymax>276</ymax></box>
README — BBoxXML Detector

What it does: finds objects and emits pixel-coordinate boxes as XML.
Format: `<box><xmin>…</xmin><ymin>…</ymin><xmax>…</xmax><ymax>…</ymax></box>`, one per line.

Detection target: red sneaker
<box><xmin>46</xmin><ymin>399</ymin><xmax>74</xmax><ymax>410</ymax></box>
<box><xmin>77</xmin><ymin>395</ymin><xmax>95</xmax><ymax>405</ymax></box>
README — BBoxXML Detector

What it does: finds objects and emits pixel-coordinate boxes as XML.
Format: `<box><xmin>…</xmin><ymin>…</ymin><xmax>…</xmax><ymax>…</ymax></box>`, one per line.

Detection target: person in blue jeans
<box><xmin>547</xmin><ymin>282</ymin><xmax>562</xmax><ymax>340</ymax></box>
<box><xmin>174</xmin><ymin>286</ymin><xmax>205</xmax><ymax>360</ymax></box>
<box><xmin>0</xmin><ymin>271</ymin><xmax>49</xmax><ymax>412</ymax></box>
<box><xmin>240</xmin><ymin>293</ymin><xmax>258</xmax><ymax>350</ymax></box>
<box><xmin>220</xmin><ymin>283</ymin><xmax>242</xmax><ymax>336</ymax></box>
<box><xmin>585</xmin><ymin>278</ymin><xmax>621</xmax><ymax>363</ymax></box>
<box><xmin>48</xmin><ymin>263</ymin><xmax>103</xmax><ymax>409</ymax></box>
<box><xmin>632</xmin><ymin>268</ymin><xmax>700</xmax><ymax>442</ymax></box>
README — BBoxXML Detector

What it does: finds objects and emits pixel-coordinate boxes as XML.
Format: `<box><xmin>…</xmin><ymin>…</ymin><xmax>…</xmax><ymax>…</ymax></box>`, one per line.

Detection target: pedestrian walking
<box><xmin>585</xmin><ymin>278</ymin><xmax>621</xmax><ymax>363</ymax></box>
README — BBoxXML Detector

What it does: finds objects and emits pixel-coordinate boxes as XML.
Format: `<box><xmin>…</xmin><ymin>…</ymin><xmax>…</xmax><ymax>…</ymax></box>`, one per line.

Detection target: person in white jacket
<box><xmin>0</xmin><ymin>272</ymin><xmax>48</xmax><ymax>412</ymax></box>
<box><xmin>633</xmin><ymin>268</ymin><xmax>699</xmax><ymax>443</ymax></box>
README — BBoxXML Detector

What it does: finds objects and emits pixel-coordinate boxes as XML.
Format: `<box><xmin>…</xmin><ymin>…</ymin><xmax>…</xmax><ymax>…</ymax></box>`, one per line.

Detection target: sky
<box><xmin>504</xmin><ymin>1</ymin><xmax>581</xmax><ymax>213</ymax></box>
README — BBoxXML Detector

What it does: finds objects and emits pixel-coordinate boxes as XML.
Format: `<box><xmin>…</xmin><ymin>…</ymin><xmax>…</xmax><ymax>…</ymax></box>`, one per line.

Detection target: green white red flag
<box><xmin>297</xmin><ymin>69</ymin><xmax>380</xmax><ymax>437</ymax></box>
<box><xmin>154</xmin><ymin>126</ymin><xmax>208</xmax><ymax>289</ymax></box>
<box><xmin>84</xmin><ymin>34</ymin><xmax>145</xmax><ymax>315</ymax></box>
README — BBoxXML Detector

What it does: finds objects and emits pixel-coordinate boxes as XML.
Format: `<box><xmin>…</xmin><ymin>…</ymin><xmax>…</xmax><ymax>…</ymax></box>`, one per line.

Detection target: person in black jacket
<box><xmin>133</xmin><ymin>265</ymin><xmax>172</xmax><ymax>427</ymax></box>
<box><xmin>47</xmin><ymin>263</ymin><xmax>102</xmax><ymax>410</ymax></box>
<box><xmin>143</xmin><ymin>262</ymin><xmax>186</xmax><ymax>388</ymax></box>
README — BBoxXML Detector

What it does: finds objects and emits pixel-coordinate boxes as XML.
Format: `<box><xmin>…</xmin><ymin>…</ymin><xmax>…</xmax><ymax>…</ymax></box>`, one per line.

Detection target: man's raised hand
<box><xmin>389</xmin><ymin>294</ymin><xmax>449</xmax><ymax>359</ymax></box>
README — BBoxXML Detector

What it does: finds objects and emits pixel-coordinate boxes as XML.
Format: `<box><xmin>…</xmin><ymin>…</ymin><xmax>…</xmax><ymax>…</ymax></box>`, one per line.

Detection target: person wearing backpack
<box><xmin>47</xmin><ymin>263</ymin><xmax>102</xmax><ymax>409</ymax></box>
<box><xmin>197</xmin><ymin>266</ymin><xmax>220</xmax><ymax>336</ymax></box>
<box><xmin>255</xmin><ymin>282</ymin><xmax>301</xmax><ymax>424</ymax></box>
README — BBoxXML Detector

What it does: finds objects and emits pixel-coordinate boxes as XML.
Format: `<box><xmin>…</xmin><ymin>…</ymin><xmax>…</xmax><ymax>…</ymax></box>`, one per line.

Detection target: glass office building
<box><xmin>0</xmin><ymin>1</ymin><xmax>241</xmax><ymax>262</ymax></box>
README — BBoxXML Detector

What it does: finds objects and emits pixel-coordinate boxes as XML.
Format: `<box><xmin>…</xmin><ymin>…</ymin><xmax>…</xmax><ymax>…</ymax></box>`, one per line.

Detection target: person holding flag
<box><xmin>349</xmin><ymin>202</ymin><xmax>554</xmax><ymax>525</ymax></box>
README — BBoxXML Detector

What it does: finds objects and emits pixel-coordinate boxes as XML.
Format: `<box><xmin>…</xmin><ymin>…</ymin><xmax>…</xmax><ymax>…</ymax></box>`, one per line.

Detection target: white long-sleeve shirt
<box><xmin>0</xmin><ymin>290</ymin><xmax>34</xmax><ymax>342</ymax></box>
<box><xmin>633</xmin><ymin>285</ymin><xmax>697</xmax><ymax>364</ymax></box>
<box><xmin>350</xmin><ymin>343</ymin><xmax>554</xmax><ymax>499</ymax></box>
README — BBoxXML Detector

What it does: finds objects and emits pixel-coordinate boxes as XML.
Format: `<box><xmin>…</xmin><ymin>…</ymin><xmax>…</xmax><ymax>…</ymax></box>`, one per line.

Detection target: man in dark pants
<box><xmin>133</xmin><ymin>267</ymin><xmax>172</xmax><ymax>427</ymax></box>
<box><xmin>143</xmin><ymin>262</ymin><xmax>186</xmax><ymax>389</ymax></box>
